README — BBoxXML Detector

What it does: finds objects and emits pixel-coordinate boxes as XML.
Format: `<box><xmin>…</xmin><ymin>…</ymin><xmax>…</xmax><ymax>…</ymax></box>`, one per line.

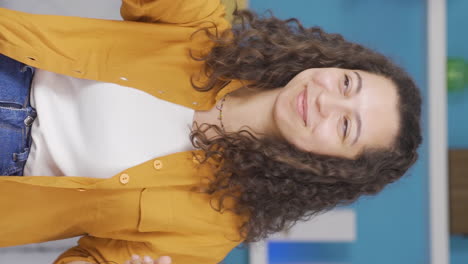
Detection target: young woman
<box><xmin>0</xmin><ymin>0</ymin><xmax>422</xmax><ymax>264</ymax></box>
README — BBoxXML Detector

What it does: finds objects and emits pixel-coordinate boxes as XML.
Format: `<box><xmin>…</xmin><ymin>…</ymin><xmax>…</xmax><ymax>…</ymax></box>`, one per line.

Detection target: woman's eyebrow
<box><xmin>354</xmin><ymin>71</ymin><xmax>362</xmax><ymax>94</ymax></box>
<box><xmin>351</xmin><ymin>71</ymin><xmax>362</xmax><ymax>146</ymax></box>
<box><xmin>352</xmin><ymin>114</ymin><xmax>361</xmax><ymax>146</ymax></box>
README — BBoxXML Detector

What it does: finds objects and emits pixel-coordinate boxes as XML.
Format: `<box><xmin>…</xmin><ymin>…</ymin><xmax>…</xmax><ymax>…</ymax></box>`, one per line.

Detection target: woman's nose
<box><xmin>316</xmin><ymin>90</ymin><xmax>351</xmax><ymax>118</ymax></box>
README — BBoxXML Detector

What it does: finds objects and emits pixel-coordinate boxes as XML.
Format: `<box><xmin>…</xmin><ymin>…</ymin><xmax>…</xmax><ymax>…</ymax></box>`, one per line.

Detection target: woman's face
<box><xmin>273</xmin><ymin>67</ymin><xmax>400</xmax><ymax>159</ymax></box>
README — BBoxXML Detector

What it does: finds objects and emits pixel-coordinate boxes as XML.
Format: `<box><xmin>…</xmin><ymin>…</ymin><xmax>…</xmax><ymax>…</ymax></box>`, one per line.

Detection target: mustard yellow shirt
<box><xmin>0</xmin><ymin>1</ymin><xmax>246</xmax><ymax>263</ymax></box>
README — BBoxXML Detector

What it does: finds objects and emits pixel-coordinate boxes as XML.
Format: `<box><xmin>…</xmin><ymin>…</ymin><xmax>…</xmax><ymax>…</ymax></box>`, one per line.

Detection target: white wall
<box><xmin>0</xmin><ymin>238</ymin><xmax>80</xmax><ymax>264</ymax></box>
<box><xmin>0</xmin><ymin>0</ymin><xmax>122</xmax><ymax>19</ymax></box>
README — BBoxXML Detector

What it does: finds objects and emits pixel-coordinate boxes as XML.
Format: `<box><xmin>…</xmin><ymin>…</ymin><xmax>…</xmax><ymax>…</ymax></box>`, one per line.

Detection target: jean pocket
<box><xmin>0</xmin><ymin>124</ymin><xmax>22</xmax><ymax>175</ymax></box>
<box><xmin>0</xmin><ymin>101</ymin><xmax>23</xmax><ymax>110</ymax></box>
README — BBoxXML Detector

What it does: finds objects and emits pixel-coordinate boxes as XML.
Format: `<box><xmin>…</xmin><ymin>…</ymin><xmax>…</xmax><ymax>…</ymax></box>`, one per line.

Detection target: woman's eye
<box><xmin>343</xmin><ymin>74</ymin><xmax>350</xmax><ymax>95</ymax></box>
<box><xmin>342</xmin><ymin>117</ymin><xmax>349</xmax><ymax>139</ymax></box>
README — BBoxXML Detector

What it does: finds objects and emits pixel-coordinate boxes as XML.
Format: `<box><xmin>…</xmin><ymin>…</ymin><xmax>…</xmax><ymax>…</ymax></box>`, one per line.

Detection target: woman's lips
<box><xmin>303</xmin><ymin>87</ymin><xmax>308</xmax><ymax>126</ymax></box>
<box><xmin>296</xmin><ymin>88</ymin><xmax>307</xmax><ymax>126</ymax></box>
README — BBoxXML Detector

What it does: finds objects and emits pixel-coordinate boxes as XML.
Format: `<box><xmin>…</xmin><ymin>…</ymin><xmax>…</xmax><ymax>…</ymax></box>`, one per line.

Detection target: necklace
<box><xmin>216</xmin><ymin>93</ymin><xmax>229</xmax><ymax>131</ymax></box>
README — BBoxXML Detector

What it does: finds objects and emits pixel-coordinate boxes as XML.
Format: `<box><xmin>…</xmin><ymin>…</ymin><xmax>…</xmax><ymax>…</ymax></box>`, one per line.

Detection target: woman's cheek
<box><xmin>315</xmin><ymin>119</ymin><xmax>339</xmax><ymax>147</ymax></box>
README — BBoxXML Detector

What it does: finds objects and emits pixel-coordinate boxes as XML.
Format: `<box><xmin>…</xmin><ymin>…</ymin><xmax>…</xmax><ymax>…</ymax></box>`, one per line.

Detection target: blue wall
<box><xmin>448</xmin><ymin>1</ymin><xmax>468</xmax><ymax>146</ymax></box>
<box><xmin>447</xmin><ymin>0</ymin><xmax>468</xmax><ymax>263</ymax></box>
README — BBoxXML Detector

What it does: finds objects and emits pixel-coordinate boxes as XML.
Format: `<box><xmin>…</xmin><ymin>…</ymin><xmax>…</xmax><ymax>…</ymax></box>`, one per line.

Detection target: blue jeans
<box><xmin>0</xmin><ymin>54</ymin><xmax>37</xmax><ymax>176</ymax></box>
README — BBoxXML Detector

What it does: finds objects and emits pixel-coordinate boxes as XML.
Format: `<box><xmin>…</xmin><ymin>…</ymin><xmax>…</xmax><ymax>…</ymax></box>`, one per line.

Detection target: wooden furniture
<box><xmin>449</xmin><ymin>149</ymin><xmax>468</xmax><ymax>234</ymax></box>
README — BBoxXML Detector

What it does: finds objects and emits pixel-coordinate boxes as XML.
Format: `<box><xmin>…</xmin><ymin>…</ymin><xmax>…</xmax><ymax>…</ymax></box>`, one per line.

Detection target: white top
<box><xmin>23</xmin><ymin>69</ymin><xmax>195</xmax><ymax>178</ymax></box>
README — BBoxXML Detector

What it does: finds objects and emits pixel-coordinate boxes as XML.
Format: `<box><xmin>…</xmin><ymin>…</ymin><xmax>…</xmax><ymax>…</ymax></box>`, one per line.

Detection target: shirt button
<box><xmin>119</xmin><ymin>173</ymin><xmax>130</xmax><ymax>184</ymax></box>
<box><xmin>153</xmin><ymin>160</ymin><xmax>163</xmax><ymax>170</ymax></box>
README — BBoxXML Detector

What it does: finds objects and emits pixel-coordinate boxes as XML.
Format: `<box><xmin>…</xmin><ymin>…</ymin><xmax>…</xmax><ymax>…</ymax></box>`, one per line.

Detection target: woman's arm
<box><xmin>66</xmin><ymin>255</ymin><xmax>171</xmax><ymax>264</ymax></box>
<box><xmin>120</xmin><ymin>0</ymin><xmax>226</xmax><ymax>24</ymax></box>
<box><xmin>54</xmin><ymin>234</ymin><xmax>239</xmax><ymax>264</ymax></box>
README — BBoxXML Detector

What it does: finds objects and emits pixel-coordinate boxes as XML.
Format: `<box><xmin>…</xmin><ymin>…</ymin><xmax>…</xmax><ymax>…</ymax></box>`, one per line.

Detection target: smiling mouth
<box><xmin>296</xmin><ymin>88</ymin><xmax>308</xmax><ymax>126</ymax></box>
<box><xmin>303</xmin><ymin>87</ymin><xmax>308</xmax><ymax>126</ymax></box>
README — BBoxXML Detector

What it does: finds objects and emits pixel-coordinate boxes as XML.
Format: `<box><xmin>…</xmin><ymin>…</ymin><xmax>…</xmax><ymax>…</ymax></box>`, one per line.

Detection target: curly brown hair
<box><xmin>189</xmin><ymin>9</ymin><xmax>422</xmax><ymax>243</ymax></box>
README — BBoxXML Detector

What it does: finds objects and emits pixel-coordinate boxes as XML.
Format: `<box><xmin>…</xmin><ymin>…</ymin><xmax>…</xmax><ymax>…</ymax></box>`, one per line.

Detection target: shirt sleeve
<box><xmin>120</xmin><ymin>0</ymin><xmax>229</xmax><ymax>24</ymax></box>
<box><xmin>53</xmin><ymin>233</ymin><xmax>242</xmax><ymax>264</ymax></box>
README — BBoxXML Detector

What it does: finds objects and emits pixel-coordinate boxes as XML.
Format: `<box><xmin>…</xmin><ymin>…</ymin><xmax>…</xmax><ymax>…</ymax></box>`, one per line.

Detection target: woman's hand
<box><xmin>123</xmin><ymin>254</ymin><xmax>172</xmax><ymax>264</ymax></box>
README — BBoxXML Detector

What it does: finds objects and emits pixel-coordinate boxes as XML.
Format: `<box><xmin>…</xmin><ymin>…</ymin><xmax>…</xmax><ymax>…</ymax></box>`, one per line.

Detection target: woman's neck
<box><xmin>192</xmin><ymin>88</ymin><xmax>281</xmax><ymax>140</ymax></box>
